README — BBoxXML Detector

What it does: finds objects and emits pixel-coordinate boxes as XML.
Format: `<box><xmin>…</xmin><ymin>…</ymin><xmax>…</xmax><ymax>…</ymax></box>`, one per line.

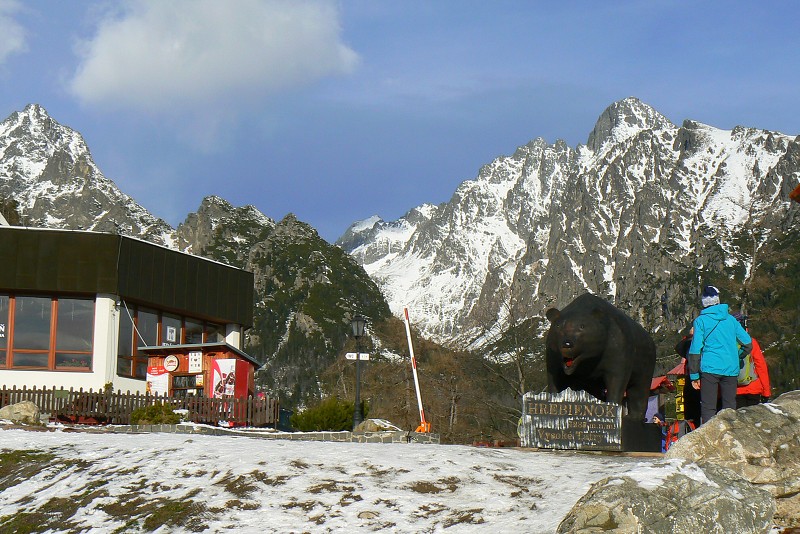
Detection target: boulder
<box><xmin>0</xmin><ymin>400</ymin><xmax>41</xmax><ymax>424</ymax></box>
<box><xmin>355</xmin><ymin>418</ymin><xmax>402</xmax><ymax>433</ymax></box>
<box><xmin>557</xmin><ymin>459</ymin><xmax>774</xmax><ymax>533</ymax></box>
<box><xmin>665</xmin><ymin>390</ymin><xmax>800</xmax><ymax>528</ymax></box>
<box><xmin>558</xmin><ymin>390</ymin><xmax>800</xmax><ymax>532</ymax></box>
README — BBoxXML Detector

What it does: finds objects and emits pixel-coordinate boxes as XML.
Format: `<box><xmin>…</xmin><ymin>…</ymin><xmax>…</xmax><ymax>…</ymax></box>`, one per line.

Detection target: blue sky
<box><xmin>1</xmin><ymin>1</ymin><xmax>798</xmax><ymax>243</ymax></box>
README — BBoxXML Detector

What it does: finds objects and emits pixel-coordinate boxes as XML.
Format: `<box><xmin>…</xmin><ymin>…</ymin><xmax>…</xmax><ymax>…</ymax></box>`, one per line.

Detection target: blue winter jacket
<box><xmin>687</xmin><ymin>303</ymin><xmax>752</xmax><ymax>380</ymax></box>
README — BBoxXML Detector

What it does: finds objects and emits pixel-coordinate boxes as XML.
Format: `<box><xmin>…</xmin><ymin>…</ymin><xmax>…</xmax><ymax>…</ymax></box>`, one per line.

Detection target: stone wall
<box><xmin>100</xmin><ymin>424</ymin><xmax>441</xmax><ymax>445</ymax></box>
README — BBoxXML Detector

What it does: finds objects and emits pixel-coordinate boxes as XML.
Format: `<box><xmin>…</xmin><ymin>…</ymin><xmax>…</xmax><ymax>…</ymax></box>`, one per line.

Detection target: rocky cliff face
<box><xmin>339</xmin><ymin>97</ymin><xmax>800</xmax><ymax>348</ymax></box>
<box><xmin>0</xmin><ymin>104</ymin><xmax>174</xmax><ymax>244</ymax></box>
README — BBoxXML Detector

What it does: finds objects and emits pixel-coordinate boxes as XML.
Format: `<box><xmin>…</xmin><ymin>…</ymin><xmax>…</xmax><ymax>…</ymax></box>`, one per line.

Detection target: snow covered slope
<box><xmin>339</xmin><ymin>97</ymin><xmax>800</xmax><ymax>347</ymax></box>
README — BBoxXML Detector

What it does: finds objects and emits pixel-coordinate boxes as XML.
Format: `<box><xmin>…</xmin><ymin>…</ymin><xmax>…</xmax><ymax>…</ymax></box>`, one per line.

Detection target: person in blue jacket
<box><xmin>687</xmin><ymin>285</ymin><xmax>752</xmax><ymax>424</ymax></box>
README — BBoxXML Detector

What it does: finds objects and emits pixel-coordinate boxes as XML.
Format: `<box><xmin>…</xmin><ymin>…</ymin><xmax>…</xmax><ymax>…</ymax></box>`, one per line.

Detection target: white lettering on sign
<box><xmin>345</xmin><ymin>352</ymin><xmax>370</xmax><ymax>360</ymax></box>
<box><xmin>0</xmin><ymin>323</ymin><xmax>4</xmax><ymax>338</ymax></box>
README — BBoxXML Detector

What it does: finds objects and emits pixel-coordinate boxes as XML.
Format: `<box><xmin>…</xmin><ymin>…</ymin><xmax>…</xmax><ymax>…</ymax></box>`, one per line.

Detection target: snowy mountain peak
<box><xmin>586</xmin><ymin>97</ymin><xmax>674</xmax><ymax>152</ymax></box>
<box><xmin>0</xmin><ymin>103</ymin><xmax>90</xmax><ymax>173</ymax></box>
<box><xmin>340</xmin><ymin>98</ymin><xmax>800</xmax><ymax>346</ymax></box>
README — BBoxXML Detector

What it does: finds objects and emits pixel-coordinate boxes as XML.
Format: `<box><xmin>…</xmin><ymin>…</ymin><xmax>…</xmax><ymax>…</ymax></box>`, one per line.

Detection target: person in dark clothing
<box><xmin>687</xmin><ymin>285</ymin><xmax>753</xmax><ymax>424</ymax></box>
<box><xmin>674</xmin><ymin>325</ymin><xmax>701</xmax><ymax>427</ymax></box>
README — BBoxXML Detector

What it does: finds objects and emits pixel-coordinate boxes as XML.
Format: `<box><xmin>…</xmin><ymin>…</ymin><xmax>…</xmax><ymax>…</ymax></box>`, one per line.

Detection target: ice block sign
<box><xmin>518</xmin><ymin>388</ymin><xmax>622</xmax><ymax>451</ymax></box>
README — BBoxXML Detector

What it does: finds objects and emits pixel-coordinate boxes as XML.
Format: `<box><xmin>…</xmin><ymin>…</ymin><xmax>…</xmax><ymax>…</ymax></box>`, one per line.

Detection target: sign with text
<box><xmin>518</xmin><ymin>388</ymin><xmax>622</xmax><ymax>451</ymax></box>
<box><xmin>345</xmin><ymin>352</ymin><xmax>370</xmax><ymax>360</ymax></box>
<box><xmin>188</xmin><ymin>351</ymin><xmax>202</xmax><ymax>373</ymax></box>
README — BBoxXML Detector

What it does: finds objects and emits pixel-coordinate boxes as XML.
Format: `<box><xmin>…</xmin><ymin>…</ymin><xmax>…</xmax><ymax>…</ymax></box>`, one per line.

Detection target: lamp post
<box><xmin>351</xmin><ymin>314</ymin><xmax>366</xmax><ymax>430</ymax></box>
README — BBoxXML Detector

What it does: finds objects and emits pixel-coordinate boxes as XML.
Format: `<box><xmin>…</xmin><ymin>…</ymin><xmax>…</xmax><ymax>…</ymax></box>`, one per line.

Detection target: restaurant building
<box><xmin>0</xmin><ymin>226</ymin><xmax>258</xmax><ymax>397</ymax></box>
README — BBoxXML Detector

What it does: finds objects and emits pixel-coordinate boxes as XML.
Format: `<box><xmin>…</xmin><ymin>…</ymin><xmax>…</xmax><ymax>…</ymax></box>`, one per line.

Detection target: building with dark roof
<box><xmin>0</xmin><ymin>226</ymin><xmax>256</xmax><ymax>396</ymax></box>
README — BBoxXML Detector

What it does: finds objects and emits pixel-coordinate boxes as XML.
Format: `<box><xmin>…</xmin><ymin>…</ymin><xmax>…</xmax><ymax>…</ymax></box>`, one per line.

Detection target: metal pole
<box><xmin>353</xmin><ymin>337</ymin><xmax>363</xmax><ymax>429</ymax></box>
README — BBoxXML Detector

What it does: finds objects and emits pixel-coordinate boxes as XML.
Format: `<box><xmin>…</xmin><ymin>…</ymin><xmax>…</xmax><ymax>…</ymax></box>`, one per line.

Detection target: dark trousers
<box><xmin>700</xmin><ymin>373</ymin><xmax>737</xmax><ymax>424</ymax></box>
<box><xmin>683</xmin><ymin>379</ymin><xmax>702</xmax><ymax>427</ymax></box>
<box><xmin>737</xmin><ymin>394</ymin><xmax>761</xmax><ymax>409</ymax></box>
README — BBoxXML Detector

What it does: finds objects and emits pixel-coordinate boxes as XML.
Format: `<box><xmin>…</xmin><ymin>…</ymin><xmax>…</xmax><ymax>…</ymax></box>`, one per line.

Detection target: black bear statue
<box><xmin>545</xmin><ymin>293</ymin><xmax>656</xmax><ymax>422</ymax></box>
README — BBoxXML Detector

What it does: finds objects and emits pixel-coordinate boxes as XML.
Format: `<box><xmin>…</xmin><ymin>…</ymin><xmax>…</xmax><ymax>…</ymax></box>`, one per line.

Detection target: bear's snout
<box><xmin>562</xmin><ymin>339</ymin><xmax>574</xmax><ymax>349</ymax></box>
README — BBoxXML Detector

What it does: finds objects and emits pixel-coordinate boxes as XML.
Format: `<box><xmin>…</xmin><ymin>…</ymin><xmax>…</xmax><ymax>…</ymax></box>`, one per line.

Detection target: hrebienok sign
<box><xmin>518</xmin><ymin>388</ymin><xmax>622</xmax><ymax>451</ymax></box>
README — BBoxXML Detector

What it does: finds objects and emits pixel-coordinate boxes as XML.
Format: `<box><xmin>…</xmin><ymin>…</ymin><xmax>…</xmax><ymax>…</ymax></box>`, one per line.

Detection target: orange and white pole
<box><xmin>404</xmin><ymin>308</ymin><xmax>430</xmax><ymax>433</ymax></box>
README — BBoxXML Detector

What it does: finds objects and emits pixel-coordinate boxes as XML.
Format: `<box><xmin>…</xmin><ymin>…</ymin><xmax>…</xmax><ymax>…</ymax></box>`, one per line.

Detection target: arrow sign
<box><xmin>345</xmin><ymin>352</ymin><xmax>370</xmax><ymax>360</ymax></box>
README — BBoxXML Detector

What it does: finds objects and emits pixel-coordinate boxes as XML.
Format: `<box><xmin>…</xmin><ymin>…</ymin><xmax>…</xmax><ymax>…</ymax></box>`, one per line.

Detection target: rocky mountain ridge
<box><xmin>339</xmin><ymin>97</ymin><xmax>800</xmax><ymax>349</ymax></box>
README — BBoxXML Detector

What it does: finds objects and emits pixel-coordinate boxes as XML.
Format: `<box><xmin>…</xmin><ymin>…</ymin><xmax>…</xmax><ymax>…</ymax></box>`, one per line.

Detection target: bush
<box><xmin>130</xmin><ymin>402</ymin><xmax>181</xmax><ymax>425</ymax></box>
<box><xmin>290</xmin><ymin>396</ymin><xmax>368</xmax><ymax>431</ymax></box>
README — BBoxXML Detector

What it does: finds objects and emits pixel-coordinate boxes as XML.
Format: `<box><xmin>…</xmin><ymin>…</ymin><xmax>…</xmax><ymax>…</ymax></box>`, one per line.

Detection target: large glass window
<box><xmin>119</xmin><ymin>309</ymin><xmax>134</xmax><ymax>357</ymax></box>
<box><xmin>115</xmin><ymin>304</ymin><xmax>234</xmax><ymax>380</ymax></box>
<box><xmin>55</xmin><ymin>298</ymin><xmax>94</xmax><ymax>370</ymax></box>
<box><xmin>206</xmin><ymin>323</ymin><xmax>224</xmax><ymax>343</ymax></box>
<box><xmin>12</xmin><ymin>296</ymin><xmax>52</xmax><ymax>368</ymax></box>
<box><xmin>184</xmin><ymin>318</ymin><xmax>204</xmax><ymax>344</ymax></box>
<box><xmin>117</xmin><ymin>307</ymin><xmax>135</xmax><ymax>376</ymax></box>
<box><xmin>0</xmin><ymin>295</ymin><xmax>94</xmax><ymax>371</ymax></box>
<box><xmin>137</xmin><ymin>309</ymin><xmax>159</xmax><ymax>347</ymax></box>
<box><xmin>56</xmin><ymin>299</ymin><xmax>94</xmax><ymax>351</ymax></box>
<box><xmin>13</xmin><ymin>296</ymin><xmax>52</xmax><ymax>351</ymax></box>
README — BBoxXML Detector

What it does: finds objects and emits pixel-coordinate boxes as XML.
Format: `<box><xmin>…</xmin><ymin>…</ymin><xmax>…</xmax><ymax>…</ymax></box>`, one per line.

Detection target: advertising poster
<box><xmin>146</xmin><ymin>366</ymin><xmax>169</xmax><ymax>396</ymax></box>
<box><xmin>211</xmin><ymin>359</ymin><xmax>236</xmax><ymax>398</ymax></box>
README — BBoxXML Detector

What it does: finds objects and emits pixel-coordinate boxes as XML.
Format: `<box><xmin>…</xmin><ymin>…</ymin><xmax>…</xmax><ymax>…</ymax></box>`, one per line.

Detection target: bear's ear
<box><xmin>545</xmin><ymin>308</ymin><xmax>560</xmax><ymax>322</ymax></box>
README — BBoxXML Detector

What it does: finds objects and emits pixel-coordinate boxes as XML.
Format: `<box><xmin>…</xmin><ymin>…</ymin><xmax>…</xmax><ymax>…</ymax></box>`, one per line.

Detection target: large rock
<box><xmin>558</xmin><ymin>390</ymin><xmax>800</xmax><ymax>532</ymax></box>
<box><xmin>665</xmin><ymin>390</ymin><xmax>800</xmax><ymax>528</ymax></box>
<box><xmin>354</xmin><ymin>418</ymin><xmax>402</xmax><ymax>433</ymax></box>
<box><xmin>0</xmin><ymin>400</ymin><xmax>41</xmax><ymax>424</ymax></box>
<box><xmin>557</xmin><ymin>459</ymin><xmax>774</xmax><ymax>533</ymax></box>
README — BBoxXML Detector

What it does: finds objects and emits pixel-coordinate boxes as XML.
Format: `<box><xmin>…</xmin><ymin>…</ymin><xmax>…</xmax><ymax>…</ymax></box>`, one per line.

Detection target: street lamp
<box><xmin>351</xmin><ymin>314</ymin><xmax>367</xmax><ymax>430</ymax></box>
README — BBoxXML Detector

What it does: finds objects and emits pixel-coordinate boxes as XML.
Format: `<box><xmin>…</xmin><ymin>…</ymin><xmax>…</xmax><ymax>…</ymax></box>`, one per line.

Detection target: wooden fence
<box><xmin>0</xmin><ymin>385</ymin><xmax>280</xmax><ymax>428</ymax></box>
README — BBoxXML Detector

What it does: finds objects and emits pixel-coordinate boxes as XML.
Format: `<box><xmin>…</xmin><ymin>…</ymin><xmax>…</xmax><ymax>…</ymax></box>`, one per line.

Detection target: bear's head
<box><xmin>545</xmin><ymin>306</ymin><xmax>609</xmax><ymax>375</ymax></box>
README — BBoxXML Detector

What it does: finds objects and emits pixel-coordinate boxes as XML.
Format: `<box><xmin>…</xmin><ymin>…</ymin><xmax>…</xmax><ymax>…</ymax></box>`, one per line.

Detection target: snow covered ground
<box><xmin>0</xmin><ymin>425</ymin><xmax>661</xmax><ymax>533</ymax></box>
<box><xmin>3</xmin><ymin>425</ymin><xmax>787</xmax><ymax>533</ymax></box>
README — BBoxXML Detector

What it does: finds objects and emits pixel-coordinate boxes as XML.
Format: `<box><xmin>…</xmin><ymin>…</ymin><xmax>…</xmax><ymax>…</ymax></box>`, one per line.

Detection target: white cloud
<box><xmin>69</xmin><ymin>0</ymin><xmax>359</xmax><ymax>113</ymax></box>
<box><xmin>0</xmin><ymin>0</ymin><xmax>26</xmax><ymax>63</ymax></box>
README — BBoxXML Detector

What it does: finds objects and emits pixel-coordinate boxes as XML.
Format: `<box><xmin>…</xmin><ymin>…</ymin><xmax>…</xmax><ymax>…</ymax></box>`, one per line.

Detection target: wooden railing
<box><xmin>0</xmin><ymin>385</ymin><xmax>279</xmax><ymax>428</ymax></box>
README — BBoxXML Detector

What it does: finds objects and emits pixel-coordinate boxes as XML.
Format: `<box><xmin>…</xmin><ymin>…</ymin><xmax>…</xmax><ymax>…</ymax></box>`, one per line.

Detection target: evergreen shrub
<box><xmin>130</xmin><ymin>402</ymin><xmax>181</xmax><ymax>425</ymax></box>
<box><xmin>290</xmin><ymin>396</ymin><xmax>368</xmax><ymax>431</ymax></box>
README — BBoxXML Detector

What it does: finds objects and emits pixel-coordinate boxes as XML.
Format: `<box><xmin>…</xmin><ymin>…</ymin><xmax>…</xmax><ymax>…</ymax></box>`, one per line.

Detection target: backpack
<box><xmin>665</xmin><ymin>419</ymin><xmax>696</xmax><ymax>451</ymax></box>
<box><xmin>738</xmin><ymin>352</ymin><xmax>758</xmax><ymax>386</ymax></box>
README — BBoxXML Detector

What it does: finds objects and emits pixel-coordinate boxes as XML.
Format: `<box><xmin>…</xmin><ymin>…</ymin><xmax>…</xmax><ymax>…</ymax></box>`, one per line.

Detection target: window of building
<box><xmin>0</xmin><ymin>294</ymin><xmax>94</xmax><ymax>371</ymax></box>
<box><xmin>117</xmin><ymin>310</ymin><xmax>135</xmax><ymax>377</ymax></box>
<box><xmin>184</xmin><ymin>318</ymin><xmax>203</xmax><ymax>344</ymax></box>
<box><xmin>55</xmin><ymin>298</ymin><xmax>95</xmax><ymax>369</ymax></box>
<box><xmin>117</xmin><ymin>306</ymin><xmax>229</xmax><ymax>380</ymax></box>
<box><xmin>12</xmin><ymin>296</ymin><xmax>53</xmax><ymax>369</ymax></box>
<box><xmin>206</xmin><ymin>323</ymin><xmax>224</xmax><ymax>343</ymax></box>
<box><xmin>137</xmin><ymin>309</ymin><xmax>159</xmax><ymax>347</ymax></box>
